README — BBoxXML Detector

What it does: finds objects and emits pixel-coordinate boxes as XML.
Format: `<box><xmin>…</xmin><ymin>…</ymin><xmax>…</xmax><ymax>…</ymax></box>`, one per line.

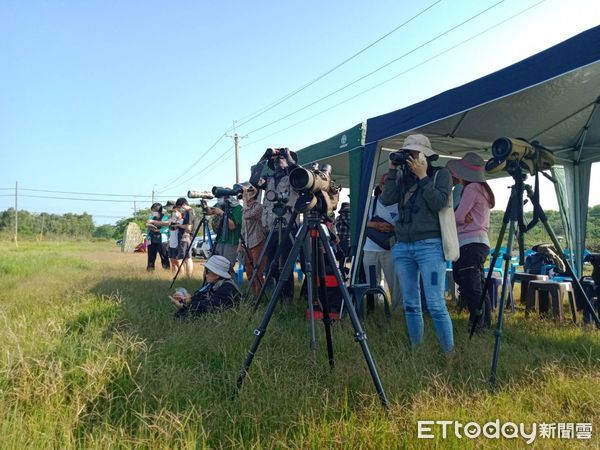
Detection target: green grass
<box><xmin>0</xmin><ymin>241</ymin><xmax>598</xmax><ymax>449</ymax></box>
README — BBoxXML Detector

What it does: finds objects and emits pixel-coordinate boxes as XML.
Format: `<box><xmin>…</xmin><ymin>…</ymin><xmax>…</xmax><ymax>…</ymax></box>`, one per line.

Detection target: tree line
<box><xmin>1</xmin><ymin>205</ymin><xmax>599</xmax><ymax>250</ymax></box>
<box><xmin>488</xmin><ymin>204</ymin><xmax>600</xmax><ymax>252</ymax></box>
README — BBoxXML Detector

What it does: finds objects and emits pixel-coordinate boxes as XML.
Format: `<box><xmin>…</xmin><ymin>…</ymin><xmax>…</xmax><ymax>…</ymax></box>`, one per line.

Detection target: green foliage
<box><xmin>113</xmin><ymin>209</ymin><xmax>151</xmax><ymax>239</ymax></box>
<box><xmin>489</xmin><ymin>206</ymin><xmax>600</xmax><ymax>252</ymax></box>
<box><xmin>92</xmin><ymin>224</ymin><xmax>116</xmax><ymax>239</ymax></box>
<box><xmin>0</xmin><ymin>208</ymin><xmax>94</xmax><ymax>239</ymax></box>
<box><xmin>0</xmin><ymin>241</ymin><xmax>599</xmax><ymax>448</ymax></box>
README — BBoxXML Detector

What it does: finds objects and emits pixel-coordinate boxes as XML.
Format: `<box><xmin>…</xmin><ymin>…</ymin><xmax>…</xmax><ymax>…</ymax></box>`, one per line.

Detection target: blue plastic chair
<box><xmin>486</xmin><ymin>248</ymin><xmax>518</xmax><ymax>280</ymax></box>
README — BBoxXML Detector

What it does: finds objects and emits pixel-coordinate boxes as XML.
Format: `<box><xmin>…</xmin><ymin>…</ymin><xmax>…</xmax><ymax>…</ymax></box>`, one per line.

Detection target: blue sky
<box><xmin>2</xmin><ymin>0</ymin><xmax>599</xmax><ymax>224</ymax></box>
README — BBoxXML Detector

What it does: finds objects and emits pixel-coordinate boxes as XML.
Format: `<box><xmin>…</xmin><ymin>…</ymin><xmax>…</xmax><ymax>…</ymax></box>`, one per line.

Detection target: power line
<box><xmin>160</xmin><ymin>145</ymin><xmax>235</xmax><ymax>194</ymax></box>
<box><xmin>19</xmin><ymin>188</ymin><xmax>171</xmax><ymax>198</ymax></box>
<box><xmin>244</xmin><ymin>0</ymin><xmax>547</xmax><ymax>150</ymax></box>
<box><xmin>155</xmin><ymin>3</ymin><xmax>441</xmax><ymax>192</ymax></box>
<box><xmin>234</xmin><ymin>1</ymin><xmax>442</xmax><ymax>128</ymax></box>
<box><xmin>157</xmin><ymin>132</ymin><xmax>229</xmax><ymax>191</ymax></box>
<box><xmin>242</xmin><ymin>0</ymin><xmax>505</xmax><ymax>137</ymax></box>
<box><xmin>16</xmin><ymin>194</ymin><xmax>142</xmax><ymax>203</ymax></box>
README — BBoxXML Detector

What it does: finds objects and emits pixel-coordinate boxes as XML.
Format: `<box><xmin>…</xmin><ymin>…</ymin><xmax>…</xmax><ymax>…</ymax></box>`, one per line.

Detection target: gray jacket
<box><xmin>261</xmin><ymin>174</ymin><xmax>299</xmax><ymax>229</ymax></box>
<box><xmin>380</xmin><ymin>167</ymin><xmax>451</xmax><ymax>243</ymax></box>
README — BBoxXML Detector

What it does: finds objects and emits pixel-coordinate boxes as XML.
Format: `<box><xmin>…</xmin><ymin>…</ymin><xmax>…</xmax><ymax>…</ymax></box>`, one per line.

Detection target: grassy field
<box><xmin>0</xmin><ymin>241</ymin><xmax>598</xmax><ymax>449</ymax></box>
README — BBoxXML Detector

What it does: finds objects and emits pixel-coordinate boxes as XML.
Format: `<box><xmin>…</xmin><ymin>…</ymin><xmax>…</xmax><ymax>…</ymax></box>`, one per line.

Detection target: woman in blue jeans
<box><xmin>380</xmin><ymin>134</ymin><xmax>454</xmax><ymax>354</ymax></box>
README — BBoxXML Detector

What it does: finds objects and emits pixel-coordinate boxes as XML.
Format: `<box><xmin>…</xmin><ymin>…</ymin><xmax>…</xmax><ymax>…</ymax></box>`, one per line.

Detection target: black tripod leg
<box><xmin>470</xmin><ymin>214</ymin><xmax>509</xmax><ymax>337</ymax></box>
<box><xmin>317</xmin><ymin>225</ymin><xmax>389</xmax><ymax>408</ymax></box>
<box><xmin>169</xmin><ymin>219</ymin><xmax>204</xmax><ymax>289</ymax></box>
<box><xmin>239</xmin><ymin>237</ymin><xmax>265</xmax><ymax>297</ymax></box>
<box><xmin>252</xmin><ymin>214</ymin><xmax>298</xmax><ymax>312</ymax></box>
<box><xmin>315</xmin><ymin>231</ymin><xmax>335</xmax><ymax>368</ymax></box>
<box><xmin>304</xmin><ymin>236</ymin><xmax>317</xmax><ymax>353</ymax></box>
<box><xmin>236</xmin><ymin>225</ymin><xmax>308</xmax><ymax>391</ymax></box>
<box><xmin>490</xmin><ymin>220</ymin><xmax>517</xmax><ymax>385</ymax></box>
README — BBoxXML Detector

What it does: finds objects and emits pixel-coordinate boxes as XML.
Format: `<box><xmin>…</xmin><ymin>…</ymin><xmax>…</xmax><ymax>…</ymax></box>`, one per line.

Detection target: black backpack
<box><xmin>524</xmin><ymin>252</ymin><xmax>552</xmax><ymax>275</ymax></box>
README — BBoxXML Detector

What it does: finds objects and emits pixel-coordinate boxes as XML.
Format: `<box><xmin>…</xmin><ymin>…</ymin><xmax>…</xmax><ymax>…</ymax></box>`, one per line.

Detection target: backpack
<box><xmin>524</xmin><ymin>252</ymin><xmax>552</xmax><ymax>275</ymax></box>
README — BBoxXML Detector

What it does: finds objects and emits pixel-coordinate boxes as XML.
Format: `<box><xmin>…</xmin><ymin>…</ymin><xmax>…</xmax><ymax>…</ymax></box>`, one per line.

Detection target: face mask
<box><xmin>153</xmin><ymin>212</ymin><xmax>160</xmax><ymax>218</ymax></box>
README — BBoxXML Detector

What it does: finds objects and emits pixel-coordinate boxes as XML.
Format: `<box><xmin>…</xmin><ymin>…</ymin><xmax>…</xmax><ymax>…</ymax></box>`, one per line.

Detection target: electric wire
<box><xmin>243</xmin><ymin>0</ymin><xmax>505</xmax><ymax>137</ymax></box>
<box><xmin>242</xmin><ymin>0</ymin><xmax>546</xmax><ymax>150</ymax></box>
<box><xmin>157</xmin><ymin>132</ymin><xmax>228</xmax><ymax>191</ymax></box>
<box><xmin>156</xmin><ymin>2</ymin><xmax>442</xmax><ymax>191</ymax></box>
<box><xmin>234</xmin><ymin>1</ymin><xmax>442</xmax><ymax>128</ymax></box>
<box><xmin>19</xmin><ymin>188</ymin><xmax>171</xmax><ymax>198</ymax></box>
<box><xmin>158</xmin><ymin>145</ymin><xmax>235</xmax><ymax>194</ymax></box>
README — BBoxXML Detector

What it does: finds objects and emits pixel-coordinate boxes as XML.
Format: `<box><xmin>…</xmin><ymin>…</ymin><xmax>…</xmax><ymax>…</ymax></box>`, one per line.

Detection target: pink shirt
<box><xmin>454</xmin><ymin>182</ymin><xmax>491</xmax><ymax>246</ymax></box>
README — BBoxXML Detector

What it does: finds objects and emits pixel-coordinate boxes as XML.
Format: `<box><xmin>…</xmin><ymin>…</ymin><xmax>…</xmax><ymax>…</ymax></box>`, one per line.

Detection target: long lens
<box><xmin>491</xmin><ymin>138</ymin><xmax>512</xmax><ymax>160</ymax></box>
<box><xmin>187</xmin><ymin>190</ymin><xmax>214</xmax><ymax>199</ymax></box>
<box><xmin>211</xmin><ymin>186</ymin><xmax>238</xmax><ymax>197</ymax></box>
<box><xmin>289</xmin><ymin>167</ymin><xmax>314</xmax><ymax>191</ymax></box>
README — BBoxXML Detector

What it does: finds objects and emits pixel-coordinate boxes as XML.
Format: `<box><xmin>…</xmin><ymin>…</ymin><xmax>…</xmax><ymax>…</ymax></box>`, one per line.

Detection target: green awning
<box><xmin>296</xmin><ymin>123</ymin><xmax>366</xmax><ymax>251</ymax></box>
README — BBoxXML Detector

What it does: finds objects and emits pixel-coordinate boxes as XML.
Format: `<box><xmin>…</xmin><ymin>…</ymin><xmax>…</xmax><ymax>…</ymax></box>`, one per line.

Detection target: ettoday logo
<box><xmin>417</xmin><ymin>420</ymin><xmax>592</xmax><ymax>444</ymax></box>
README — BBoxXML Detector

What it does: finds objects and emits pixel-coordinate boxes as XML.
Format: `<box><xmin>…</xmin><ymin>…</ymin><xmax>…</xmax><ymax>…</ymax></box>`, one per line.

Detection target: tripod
<box><xmin>471</xmin><ymin>161</ymin><xmax>600</xmax><ymax>385</ymax></box>
<box><xmin>236</xmin><ymin>210</ymin><xmax>389</xmax><ymax>408</ymax></box>
<box><xmin>246</xmin><ymin>206</ymin><xmax>298</xmax><ymax>308</ymax></box>
<box><xmin>169</xmin><ymin>205</ymin><xmax>214</xmax><ymax>289</ymax></box>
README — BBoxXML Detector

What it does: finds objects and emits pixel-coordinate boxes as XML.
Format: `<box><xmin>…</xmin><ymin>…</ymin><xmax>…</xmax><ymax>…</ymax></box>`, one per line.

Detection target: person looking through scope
<box><xmin>381</xmin><ymin>134</ymin><xmax>454</xmax><ymax>355</ymax></box>
<box><xmin>205</xmin><ymin>187</ymin><xmax>243</xmax><ymax>273</ymax></box>
<box><xmin>250</xmin><ymin>147</ymin><xmax>299</xmax><ymax>301</ymax></box>
<box><xmin>446</xmin><ymin>152</ymin><xmax>495</xmax><ymax>333</ymax></box>
<box><xmin>239</xmin><ymin>183</ymin><xmax>267</xmax><ymax>297</ymax></box>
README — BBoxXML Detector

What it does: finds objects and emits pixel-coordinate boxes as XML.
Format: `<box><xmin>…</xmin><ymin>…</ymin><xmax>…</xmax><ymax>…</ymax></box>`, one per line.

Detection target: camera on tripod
<box><xmin>485</xmin><ymin>137</ymin><xmax>555</xmax><ymax>175</ymax></box>
<box><xmin>289</xmin><ymin>163</ymin><xmax>340</xmax><ymax>214</ymax></box>
<box><xmin>211</xmin><ymin>186</ymin><xmax>242</xmax><ymax>198</ymax></box>
<box><xmin>187</xmin><ymin>190</ymin><xmax>215</xmax><ymax>210</ymax></box>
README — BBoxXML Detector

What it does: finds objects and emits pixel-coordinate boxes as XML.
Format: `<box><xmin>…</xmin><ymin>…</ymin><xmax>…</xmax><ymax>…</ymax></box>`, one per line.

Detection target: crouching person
<box><xmin>170</xmin><ymin>255</ymin><xmax>241</xmax><ymax>319</ymax></box>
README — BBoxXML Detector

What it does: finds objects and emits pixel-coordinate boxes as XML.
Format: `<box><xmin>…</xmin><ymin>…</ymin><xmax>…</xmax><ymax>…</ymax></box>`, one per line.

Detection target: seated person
<box><xmin>170</xmin><ymin>255</ymin><xmax>241</xmax><ymax>318</ymax></box>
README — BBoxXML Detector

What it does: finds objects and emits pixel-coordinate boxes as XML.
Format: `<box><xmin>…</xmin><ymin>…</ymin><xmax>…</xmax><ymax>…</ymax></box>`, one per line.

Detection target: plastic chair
<box><xmin>236</xmin><ymin>259</ymin><xmax>245</xmax><ymax>284</ymax></box>
<box><xmin>485</xmin><ymin>249</ymin><xmax>518</xmax><ymax>280</ymax></box>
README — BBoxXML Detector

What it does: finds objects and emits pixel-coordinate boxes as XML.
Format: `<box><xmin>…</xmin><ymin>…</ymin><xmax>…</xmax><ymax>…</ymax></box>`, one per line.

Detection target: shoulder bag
<box><xmin>434</xmin><ymin>171</ymin><xmax>460</xmax><ymax>262</ymax></box>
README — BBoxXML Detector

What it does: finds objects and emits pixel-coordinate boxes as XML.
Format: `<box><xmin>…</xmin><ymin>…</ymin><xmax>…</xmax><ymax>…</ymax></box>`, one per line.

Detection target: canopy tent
<box><xmin>354</xmin><ymin>25</ymin><xmax>600</xmax><ymax>281</ymax></box>
<box><xmin>295</xmin><ymin>123</ymin><xmax>366</xmax><ymax>249</ymax></box>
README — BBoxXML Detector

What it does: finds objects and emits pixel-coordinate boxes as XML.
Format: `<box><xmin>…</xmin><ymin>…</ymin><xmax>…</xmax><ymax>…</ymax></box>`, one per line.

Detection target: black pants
<box><xmin>147</xmin><ymin>241</ymin><xmax>170</xmax><ymax>270</ymax></box>
<box><xmin>265</xmin><ymin>228</ymin><xmax>295</xmax><ymax>300</ymax></box>
<box><xmin>453</xmin><ymin>243</ymin><xmax>491</xmax><ymax>328</ymax></box>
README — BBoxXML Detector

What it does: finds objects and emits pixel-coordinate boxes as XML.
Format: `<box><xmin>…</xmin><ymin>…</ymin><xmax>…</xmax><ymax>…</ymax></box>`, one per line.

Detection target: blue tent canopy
<box><xmin>356</xmin><ymin>25</ymin><xmax>600</xmax><ymax>279</ymax></box>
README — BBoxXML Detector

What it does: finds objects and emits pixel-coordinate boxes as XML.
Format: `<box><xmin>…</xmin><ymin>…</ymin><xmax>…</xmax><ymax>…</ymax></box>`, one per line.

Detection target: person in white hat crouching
<box><xmin>170</xmin><ymin>255</ymin><xmax>241</xmax><ymax>319</ymax></box>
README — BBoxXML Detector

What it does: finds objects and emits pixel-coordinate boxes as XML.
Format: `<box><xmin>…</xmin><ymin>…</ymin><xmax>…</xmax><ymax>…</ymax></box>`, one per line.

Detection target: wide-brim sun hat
<box><xmin>204</xmin><ymin>255</ymin><xmax>232</xmax><ymax>279</ymax></box>
<box><xmin>401</xmin><ymin>134</ymin><xmax>436</xmax><ymax>157</ymax></box>
<box><xmin>446</xmin><ymin>152</ymin><xmax>486</xmax><ymax>183</ymax></box>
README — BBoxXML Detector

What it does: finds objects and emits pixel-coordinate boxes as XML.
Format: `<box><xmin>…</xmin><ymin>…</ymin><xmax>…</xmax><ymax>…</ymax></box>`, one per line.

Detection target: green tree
<box><xmin>93</xmin><ymin>224</ymin><xmax>116</xmax><ymax>239</ymax></box>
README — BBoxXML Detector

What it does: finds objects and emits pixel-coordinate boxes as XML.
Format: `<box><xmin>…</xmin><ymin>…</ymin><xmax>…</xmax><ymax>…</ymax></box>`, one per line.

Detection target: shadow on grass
<box><xmin>67</xmin><ymin>275</ymin><xmax>600</xmax><ymax>445</ymax></box>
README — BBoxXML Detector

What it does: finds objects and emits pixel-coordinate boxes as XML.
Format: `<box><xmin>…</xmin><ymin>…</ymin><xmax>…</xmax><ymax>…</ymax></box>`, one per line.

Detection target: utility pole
<box><xmin>39</xmin><ymin>214</ymin><xmax>45</xmax><ymax>241</ymax></box>
<box><xmin>226</xmin><ymin>121</ymin><xmax>247</xmax><ymax>183</ymax></box>
<box><xmin>151</xmin><ymin>190</ymin><xmax>155</xmax><ymax>204</ymax></box>
<box><xmin>14</xmin><ymin>181</ymin><xmax>18</xmax><ymax>247</ymax></box>
<box><xmin>134</xmin><ymin>200</ymin><xmax>137</xmax><ymax>214</ymax></box>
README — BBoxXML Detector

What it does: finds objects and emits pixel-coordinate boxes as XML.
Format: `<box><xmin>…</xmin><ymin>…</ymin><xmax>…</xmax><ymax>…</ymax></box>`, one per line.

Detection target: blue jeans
<box><xmin>391</xmin><ymin>238</ymin><xmax>454</xmax><ymax>353</ymax></box>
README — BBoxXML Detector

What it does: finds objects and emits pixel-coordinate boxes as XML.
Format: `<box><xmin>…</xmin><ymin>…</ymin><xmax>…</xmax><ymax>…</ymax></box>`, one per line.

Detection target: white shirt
<box><xmin>169</xmin><ymin>220</ymin><xmax>183</xmax><ymax>248</ymax></box>
<box><xmin>363</xmin><ymin>197</ymin><xmax>398</xmax><ymax>252</ymax></box>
